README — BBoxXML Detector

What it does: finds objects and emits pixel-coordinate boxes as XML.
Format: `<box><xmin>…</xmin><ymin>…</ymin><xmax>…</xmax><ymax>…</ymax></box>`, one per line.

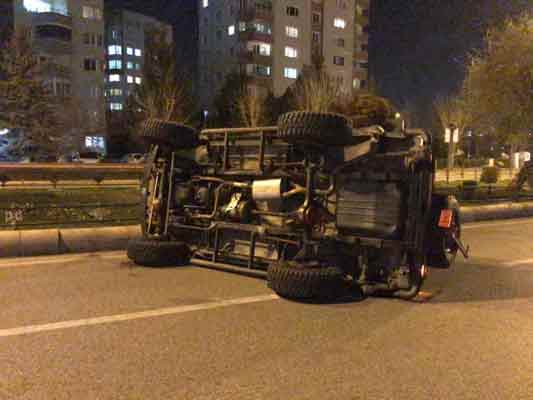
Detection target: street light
<box><xmin>445</xmin><ymin>124</ymin><xmax>460</xmax><ymax>183</ymax></box>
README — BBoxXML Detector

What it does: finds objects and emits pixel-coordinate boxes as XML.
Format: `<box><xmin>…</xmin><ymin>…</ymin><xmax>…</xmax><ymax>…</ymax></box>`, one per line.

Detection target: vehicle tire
<box><xmin>267</xmin><ymin>261</ymin><xmax>345</xmax><ymax>300</ymax></box>
<box><xmin>127</xmin><ymin>237</ymin><xmax>190</xmax><ymax>267</ymax></box>
<box><xmin>277</xmin><ymin>111</ymin><xmax>353</xmax><ymax>146</ymax></box>
<box><xmin>139</xmin><ymin>119</ymin><xmax>198</xmax><ymax>148</ymax></box>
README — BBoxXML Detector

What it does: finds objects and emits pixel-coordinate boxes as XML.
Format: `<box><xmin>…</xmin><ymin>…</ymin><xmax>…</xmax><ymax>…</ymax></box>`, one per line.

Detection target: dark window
<box><xmin>97</xmin><ymin>34</ymin><xmax>103</xmax><ymax>46</ymax></box>
<box><xmin>360</xmin><ymin>61</ymin><xmax>369</xmax><ymax>69</ymax></box>
<box><xmin>362</xmin><ymin>43</ymin><xmax>368</xmax><ymax>52</ymax></box>
<box><xmin>286</xmin><ymin>6</ymin><xmax>298</xmax><ymax>16</ymax></box>
<box><xmin>333</xmin><ymin>56</ymin><xmax>344</xmax><ymax>66</ymax></box>
<box><xmin>312</xmin><ymin>12</ymin><xmax>320</xmax><ymax>24</ymax></box>
<box><xmin>84</xmin><ymin>58</ymin><xmax>97</xmax><ymax>71</ymax></box>
<box><xmin>312</xmin><ymin>31</ymin><xmax>320</xmax><ymax>42</ymax></box>
<box><xmin>337</xmin><ymin>38</ymin><xmax>345</xmax><ymax>47</ymax></box>
<box><xmin>83</xmin><ymin>32</ymin><xmax>90</xmax><ymax>44</ymax></box>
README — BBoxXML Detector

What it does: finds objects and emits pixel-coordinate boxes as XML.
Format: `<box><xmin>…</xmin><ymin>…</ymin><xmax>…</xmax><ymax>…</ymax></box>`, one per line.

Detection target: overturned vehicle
<box><xmin>127</xmin><ymin>112</ymin><xmax>468</xmax><ymax>300</ymax></box>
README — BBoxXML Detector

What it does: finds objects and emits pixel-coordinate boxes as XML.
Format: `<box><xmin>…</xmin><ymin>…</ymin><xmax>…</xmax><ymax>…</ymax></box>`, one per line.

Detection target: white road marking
<box><xmin>463</xmin><ymin>218</ymin><xmax>533</xmax><ymax>230</ymax></box>
<box><xmin>0</xmin><ymin>251</ymin><xmax>126</xmax><ymax>270</ymax></box>
<box><xmin>0</xmin><ymin>294</ymin><xmax>279</xmax><ymax>338</ymax></box>
<box><xmin>503</xmin><ymin>258</ymin><xmax>533</xmax><ymax>267</ymax></box>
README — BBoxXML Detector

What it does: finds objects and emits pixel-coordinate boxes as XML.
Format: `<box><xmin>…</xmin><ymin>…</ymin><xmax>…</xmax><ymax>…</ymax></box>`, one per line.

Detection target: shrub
<box><xmin>480</xmin><ymin>166</ymin><xmax>500</xmax><ymax>184</ymax></box>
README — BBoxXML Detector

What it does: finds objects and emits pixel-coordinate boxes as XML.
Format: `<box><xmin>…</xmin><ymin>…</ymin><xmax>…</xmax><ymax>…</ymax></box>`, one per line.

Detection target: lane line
<box><xmin>503</xmin><ymin>258</ymin><xmax>533</xmax><ymax>267</ymax></box>
<box><xmin>463</xmin><ymin>218</ymin><xmax>533</xmax><ymax>230</ymax></box>
<box><xmin>0</xmin><ymin>294</ymin><xmax>279</xmax><ymax>338</ymax></box>
<box><xmin>0</xmin><ymin>252</ymin><xmax>126</xmax><ymax>269</ymax></box>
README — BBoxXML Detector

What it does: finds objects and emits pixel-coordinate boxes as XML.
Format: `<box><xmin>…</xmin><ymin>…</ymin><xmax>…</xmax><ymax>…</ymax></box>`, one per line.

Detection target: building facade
<box><xmin>197</xmin><ymin>0</ymin><xmax>370</xmax><ymax>109</ymax></box>
<box><xmin>104</xmin><ymin>7</ymin><xmax>173</xmax><ymax>113</ymax></box>
<box><xmin>13</xmin><ymin>0</ymin><xmax>107</xmax><ymax>153</ymax></box>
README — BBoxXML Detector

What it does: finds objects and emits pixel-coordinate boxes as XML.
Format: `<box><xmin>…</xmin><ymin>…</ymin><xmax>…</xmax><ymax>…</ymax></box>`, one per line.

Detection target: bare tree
<box><xmin>132</xmin><ymin>29</ymin><xmax>192</xmax><ymax>124</ymax></box>
<box><xmin>237</xmin><ymin>86</ymin><xmax>268</xmax><ymax>127</ymax></box>
<box><xmin>434</xmin><ymin>95</ymin><xmax>471</xmax><ymax>137</ymax></box>
<box><xmin>293</xmin><ymin>64</ymin><xmax>344</xmax><ymax>113</ymax></box>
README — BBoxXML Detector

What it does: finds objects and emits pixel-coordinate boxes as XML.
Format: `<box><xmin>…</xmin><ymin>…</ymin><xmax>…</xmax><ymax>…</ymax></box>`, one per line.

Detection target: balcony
<box><xmin>239</xmin><ymin>30</ymin><xmax>272</xmax><ymax>43</ymax></box>
<box><xmin>32</xmin><ymin>12</ymin><xmax>72</xmax><ymax>29</ymax></box>
<box><xmin>33</xmin><ymin>37</ymin><xmax>72</xmax><ymax>55</ymax></box>
<box><xmin>239</xmin><ymin>7</ymin><xmax>273</xmax><ymax>22</ymax></box>
<box><xmin>33</xmin><ymin>24</ymin><xmax>72</xmax><ymax>54</ymax></box>
<box><xmin>37</xmin><ymin>62</ymin><xmax>71</xmax><ymax>78</ymax></box>
<box><xmin>239</xmin><ymin>50</ymin><xmax>272</xmax><ymax>65</ymax></box>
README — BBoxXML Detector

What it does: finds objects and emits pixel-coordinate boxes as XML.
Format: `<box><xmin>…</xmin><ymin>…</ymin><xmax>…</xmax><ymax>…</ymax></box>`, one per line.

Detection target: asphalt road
<box><xmin>1</xmin><ymin>219</ymin><xmax>533</xmax><ymax>400</ymax></box>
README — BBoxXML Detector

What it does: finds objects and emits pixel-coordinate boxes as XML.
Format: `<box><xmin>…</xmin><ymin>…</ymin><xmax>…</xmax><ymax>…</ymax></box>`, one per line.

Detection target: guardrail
<box><xmin>435</xmin><ymin>168</ymin><xmax>519</xmax><ymax>182</ymax></box>
<box><xmin>0</xmin><ymin>163</ymin><xmax>144</xmax><ymax>187</ymax></box>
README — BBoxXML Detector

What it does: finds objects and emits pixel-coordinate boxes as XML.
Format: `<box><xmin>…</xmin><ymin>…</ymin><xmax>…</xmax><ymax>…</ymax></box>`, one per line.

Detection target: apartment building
<box><xmin>197</xmin><ymin>0</ymin><xmax>370</xmax><ymax>109</ymax></box>
<box><xmin>104</xmin><ymin>7</ymin><xmax>173</xmax><ymax>112</ymax></box>
<box><xmin>12</xmin><ymin>0</ymin><xmax>107</xmax><ymax>153</ymax></box>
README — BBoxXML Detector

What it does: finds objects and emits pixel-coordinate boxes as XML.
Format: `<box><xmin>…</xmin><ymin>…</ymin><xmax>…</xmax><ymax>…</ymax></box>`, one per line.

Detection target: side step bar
<box><xmin>191</xmin><ymin>257</ymin><xmax>267</xmax><ymax>279</ymax></box>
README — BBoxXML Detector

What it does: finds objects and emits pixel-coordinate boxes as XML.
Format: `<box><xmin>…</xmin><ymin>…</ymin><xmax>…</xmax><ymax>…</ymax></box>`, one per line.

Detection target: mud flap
<box><xmin>426</xmin><ymin>194</ymin><xmax>465</xmax><ymax>269</ymax></box>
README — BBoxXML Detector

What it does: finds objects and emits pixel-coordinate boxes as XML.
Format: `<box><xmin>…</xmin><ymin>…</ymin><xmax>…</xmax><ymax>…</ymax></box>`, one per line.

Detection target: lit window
<box><xmin>333</xmin><ymin>56</ymin><xmax>345</xmax><ymax>65</ymax></box>
<box><xmin>136</xmin><ymin>63</ymin><xmax>141</xmax><ymax>70</ymax></box>
<box><xmin>108</xmin><ymin>45</ymin><xmax>122</xmax><ymax>55</ymax></box>
<box><xmin>337</xmin><ymin>38</ymin><xmax>345</xmax><ymax>47</ymax></box>
<box><xmin>126</xmin><ymin>47</ymin><xmax>134</xmax><ymax>55</ymax></box>
<box><xmin>108</xmin><ymin>59</ymin><xmax>122</xmax><ymax>69</ymax></box>
<box><xmin>127</xmin><ymin>76</ymin><xmax>134</xmax><ymax>83</ymax></box>
<box><xmin>94</xmin><ymin>8</ymin><xmax>102</xmax><ymax>20</ymax></box>
<box><xmin>109</xmin><ymin>74</ymin><xmax>121</xmax><ymax>82</ymax></box>
<box><xmin>353</xmin><ymin>78</ymin><xmax>361</xmax><ymax>89</ymax></box>
<box><xmin>85</xmin><ymin>136</ymin><xmax>106</xmax><ymax>149</ymax></box>
<box><xmin>202</xmin><ymin>0</ymin><xmax>208</xmax><ymax>8</ymax></box>
<box><xmin>334</xmin><ymin>18</ymin><xmax>346</xmax><ymax>29</ymax></box>
<box><xmin>285</xmin><ymin>26</ymin><xmax>298</xmax><ymax>38</ymax></box>
<box><xmin>134</xmin><ymin>48</ymin><xmax>142</xmax><ymax>57</ymax></box>
<box><xmin>109</xmin><ymin>88</ymin><xmax>123</xmax><ymax>96</ymax></box>
<box><xmin>252</xmin><ymin>43</ymin><xmax>271</xmax><ymax>56</ymax></box>
<box><xmin>127</xmin><ymin>61</ymin><xmax>134</xmax><ymax>69</ymax></box>
<box><xmin>286</xmin><ymin>6</ymin><xmax>298</xmax><ymax>16</ymax></box>
<box><xmin>238</xmin><ymin>22</ymin><xmax>246</xmax><ymax>32</ymax></box>
<box><xmin>285</xmin><ymin>46</ymin><xmax>298</xmax><ymax>58</ymax></box>
<box><xmin>284</xmin><ymin>67</ymin><xmax>298</xmax><ymax>79</ymax></box>
<box><xmin>228</xmin><ymin>25</ymin><xmax>235</xmax><ymax>35</ymax></box>
<box><xmin>135</xmin><ymin>77</ymin><xmax>142</xmax><ymax>84</ymax></box>
<box><xmin>23</xmin><ymin>0</ymin><xmax>52</xmax><ymax>13</ymax></box>
<box><xmin>82</xmin><ymin>6</ymin><xmax>94</xmax><ymax>19</ymax></box>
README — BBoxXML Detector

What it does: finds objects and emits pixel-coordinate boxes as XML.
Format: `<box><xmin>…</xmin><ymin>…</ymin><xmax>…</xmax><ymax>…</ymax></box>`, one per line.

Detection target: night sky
<box><xmin>110</xmin><ymin>0</ymin><xmax>532</xmax><ymax>124</ymax></box>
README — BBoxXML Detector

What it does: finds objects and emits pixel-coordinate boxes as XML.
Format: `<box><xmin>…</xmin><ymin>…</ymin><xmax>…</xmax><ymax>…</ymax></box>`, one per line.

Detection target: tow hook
<box><xmin>452</xmin><ymin>233</ymin><xmax>470</xmax><ymax>259</ymax></box>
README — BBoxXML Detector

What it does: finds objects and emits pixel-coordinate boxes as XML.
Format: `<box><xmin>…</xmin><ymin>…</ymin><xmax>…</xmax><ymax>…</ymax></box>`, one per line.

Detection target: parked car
<box><xmin>74</xmin><ymin>152</ymin><xmax>104</xmax><ymax>164</ymax></box>
<box><xmin>121</xmin><ymin>153</ymin><xmax>145</xmax><ymax>164</ymax></box>
<box><xmin>127</xmin><ymin>115</ymin><xmax>468</xmax><ymax>301</ymax></box>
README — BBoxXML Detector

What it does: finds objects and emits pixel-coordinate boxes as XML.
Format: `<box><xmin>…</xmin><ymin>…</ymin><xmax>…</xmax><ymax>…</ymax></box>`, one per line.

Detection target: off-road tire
<box><xmin>127</xmin><ymin>238</ymin><xmax>190</xmax><ymax>267</ymax></box>
<box><xmin>267</xmin><ymin>261</ymin><xmax>345</xmax><ymax>300</ymax></box>
<box><xmin>277</xmin><ymin>111</ymin><xmax>353</xmax><ymax>146</ymax></box>
<box><xmin>140</xmin><ymin>119</ymin><xmax>198</xmax><ymax>148</ymax></box>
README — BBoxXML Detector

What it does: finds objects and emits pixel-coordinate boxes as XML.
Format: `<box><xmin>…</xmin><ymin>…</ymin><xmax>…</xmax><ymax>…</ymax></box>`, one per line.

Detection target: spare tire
<box><xmin>277</xmin><ymin>111</ymin><xmax>353</xmax><ymax>146</ymax></box>
<box><xmin>267</xmin><ymin>261</ymin><xmax>346</xmax><ymax>300</ymax></box>
<box><xmin>140</xmin><ymin>119</ymin><xmax>198</xmax><ymax>148</ymax></box>
<box><xmin>127</xmin><ymin>238</ymin><xmax>190</xmax><ymax>267</ymax></box>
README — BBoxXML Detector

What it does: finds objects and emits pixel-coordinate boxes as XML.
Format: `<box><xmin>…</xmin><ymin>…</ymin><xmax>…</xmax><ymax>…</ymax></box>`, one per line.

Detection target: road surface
<box><xmin>1</xmin><ymin>219</ymin><xmax>533</xmax><ymax>399</ymax></box>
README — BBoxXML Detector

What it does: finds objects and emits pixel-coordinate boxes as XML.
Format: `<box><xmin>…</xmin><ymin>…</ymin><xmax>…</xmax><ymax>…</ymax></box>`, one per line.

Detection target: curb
<box><xmin>0</xmin><ymin>225</ymin><xmax>141</xmax><ymax>258</ymax></box>
<box><xmin>461</xmin><ymin>201</ymin><xmax>533</xmax><ymax>223</ymax></box>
